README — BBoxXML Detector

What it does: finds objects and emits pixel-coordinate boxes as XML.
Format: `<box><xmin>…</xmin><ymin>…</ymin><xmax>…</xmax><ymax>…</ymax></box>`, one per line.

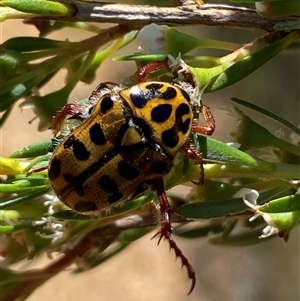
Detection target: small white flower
<box><xmin>235</xmin><ymin>188</ymin><xmax>280</xmax><ymax>238</ymax></box>
<box><xmin>274</xmin><ymin>128</ymin><xmax>285</xmax><ymax>139</ymax></box>
<box><xmin>42</xmin><ymin>193</ymin><xmax>68</xmax><ymax>215</ymax></box>
<box><xmin>259</xmin><ymin>224</ymin><xmax>279</xmax><ymax>239</ymax></box>
<box><xmin>43</xmin><ymin>194</ymin><xmax>62</xmax><ymax>215</ymax></box>
<box><xmin>167</xmin><ymin>53</ymin><xmax>189</xmax><ymax>74</ymax></box>
<box><xmin>33</xmin><ymin>216</ymin><xmax>49</xmax><ymax>226</ymax></box>
<box><xmin>136</xmin><ymin>24</ymin><xmax>167</xmax><ymax>53</ymax></box>
<box><xmin>34</xmin><ymin>216</ymin><xmax>67</xmax><ymax>244</ymax></box>
<box><xmin>234</xmin><ymin>188</ymin><xmax>259</xmax><ymax>208</ymax></box>
<box><xmin>167</xmin><ymin>53</ymin><xmax>183</xmax><ymax>69</ymax></box>
<box><xmin>290</xmin><ymin>131</ymin><xmax>300</xmax><ymax>146</ymax></box>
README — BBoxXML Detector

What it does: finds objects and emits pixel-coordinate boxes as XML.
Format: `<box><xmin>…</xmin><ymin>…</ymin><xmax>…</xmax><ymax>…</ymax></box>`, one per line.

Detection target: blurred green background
<box><xmin>1</xmin><ymin>1</ymin><xmax>299</xmax><ymax>300</ymax></box>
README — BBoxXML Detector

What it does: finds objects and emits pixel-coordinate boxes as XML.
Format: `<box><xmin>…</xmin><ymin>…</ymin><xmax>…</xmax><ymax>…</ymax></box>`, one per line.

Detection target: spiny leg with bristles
<box><xmin>152</xmin><ymin>178</ymin><xmax>196</xmax><ymax>294</ymax></box>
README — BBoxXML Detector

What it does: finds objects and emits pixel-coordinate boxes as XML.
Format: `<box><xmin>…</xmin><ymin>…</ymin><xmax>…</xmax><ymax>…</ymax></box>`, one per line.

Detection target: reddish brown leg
<box><xmin>52</xmin><ymin>82</ymin><xmax>119</xmax><ymax>135</ymax></box>
<box><xmin>183</xmin><ymin>104</ymin><xmax>215</xmax><ymax>184</ymax></box>
<box><xmin>192</xmin><ymin>104</ymin><xmax>216</xmax><ymax>136</ymax></box>
<box><xmin>51</xmin><ymin>103</ymin><xmax>85</xmax><ymax>136</ymax></box>
<box><xmin>181</xmin><ymin>142</ymin><xmax>204</xmax><ymax>185</ymax></box>
<box><xmin>152</xmin><ymin>178</ymin><xmax>196</xmax><ymax>294</ymax></box>
<box><xmin>137</xmin><ymin>61</ymin><xmax>169</xmax><ymax>83</ymax></box>
<box><xmin>90</xmin><ymin>81</ymin><xmax>119</xmax><ymax>98</ymax></box>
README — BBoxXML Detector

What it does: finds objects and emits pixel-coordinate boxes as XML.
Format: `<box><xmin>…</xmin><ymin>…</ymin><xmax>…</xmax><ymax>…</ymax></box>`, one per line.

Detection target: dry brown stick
<box><xmin>65</xmin><ymin>2</ymin><xmax>300</xmax><ymax>32</ymax></box>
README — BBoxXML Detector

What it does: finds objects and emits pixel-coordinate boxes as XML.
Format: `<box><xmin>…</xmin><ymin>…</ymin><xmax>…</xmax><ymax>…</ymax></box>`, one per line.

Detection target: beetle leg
<box><xmin>51</xmin><ymin>103</ymin><xmax>85</xmax><ymax>136</ymax></box>
<box><xmin>137</xmin><ymin>61</ymin><xmax>169</xmax><ymax>83</ymax></box>
<box><xmin>152</xmin><ymin>178</ymin><xmax>196</xmax><ymax>294</ymax></box>
<box><xmin>94</xmin><ymin>81</ymin><xmax>119</xmax><ymax>91</ymax></box>
<box><xmin>181</xmin><ymin>142</ymin><xmax>204</xmax><ymax>185</ymax></box>
<box><xmin>90</xmin><ymin>81</ymin><xmax>119</xmax><ymax>100</ymax></box>
<box><xmin>182</xmin><ymin>104</ymin><xmax>215</xmax><ymax>184</ymax></box>
<box><xmin>52</xmin><ymin>82</ymin><xmax>120</xmax><ymax>135</ymax></box>
<box><xmin>192</xmin><ymin>104</ymin><xmax>215</xmax><ymax>136</ymax></box>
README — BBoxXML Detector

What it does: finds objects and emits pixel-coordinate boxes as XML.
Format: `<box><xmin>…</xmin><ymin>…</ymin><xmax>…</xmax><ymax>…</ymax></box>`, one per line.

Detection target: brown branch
<box><xmin>66</xmin><ymin>2</ymin><xmax>300</xmax><ymax>32</ymax></box>
<box><xmin>2</xmin><ymin>206</ymin><xmax>158</xmax><ymax>301</ymax></box>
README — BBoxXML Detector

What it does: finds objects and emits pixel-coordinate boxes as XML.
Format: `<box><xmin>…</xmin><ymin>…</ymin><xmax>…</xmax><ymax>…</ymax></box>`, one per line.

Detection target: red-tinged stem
<box><xmin>3</xmin><ymin>230</ymin><xmax>118</xmax><ymax>301</ymax></box>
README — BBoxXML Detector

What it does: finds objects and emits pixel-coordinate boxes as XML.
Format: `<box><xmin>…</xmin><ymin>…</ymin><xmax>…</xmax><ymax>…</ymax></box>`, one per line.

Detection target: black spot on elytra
<box><xmin>118</xmin><ymin>161</ymin><xmax>140</xmax><ymax>180</ymax></box>
<box><xmin>161</xmin><ymin>86</ymin><xmax>177</xmax><ymax>100</ymax></box>
<box><xmin>145</xmin><ymin>83</ymin><xmax>177</xmax><ymax>101</ymax></box>
<box><xmin>176</xmin><ymin>103</ymin><xmax>191</xmax><ymax>134</ymax></box>
<box><xmin>151</xmin><ymin>104</ymin><xmax>172</xmax><ymax>123</ymax></box>
<box><xmin>145</xmin><ymin>83</ymin><xmax>164</xmax><ymax>92</ymax></box>
<box><xmin>177</xmin><ymin>102</ymin><xmax>190</xmax><ymax>116</ymax></box>
<box><xmin>130</xmin><ymin>84</ymin><xmax>177</xmax><ymax>108</ymax></box>
<box><xmin>150</xmin><ymin>160</ymin><xmax>170</xmax><ymax>174</ymax></box>
<box><xmin>130</xmin><ymin>87</ymin><xmax>150</xmax><ymax>108</ymax></box>
<box><xmin>74</xmin><ymin>201</ymin><xmax>98</xmax><ymax>213</ymax></box>
<box><xmin>180</xmin><ymin>118</ymin><xmax>191</xmax><ymax>134</ymax></box>
<box><xmin>108</xmin><ymin>191</ymin><xmax>123</xmax><ymax>204</ymax></box>
<box><xmin>98</xmin><ymin>175</ymin><xmax>123</xmax><ymax>204</ymax></box>
<box><xmin>100</xmin><ymin>96</ymin><xmax>114</xmax><ymax>114</ymax></box>
<box><xmin>63</xmin><ymin>173</ymin><xmax>73</xmax><ymax>182</ymax></box>
<box><xmin>98</xmin><ymin>175</ymin><xmax>118</xmax><ymax>193</ymax></box>
<box><xmin>161</xmin><ymin>129</ymin><xmax>179</xmax><ymax>148</ymax></box>
<box><xmin>57</xmin><ymin>137</ymin><xmax>121</xmax><ymax>200</ymax></box>
<box><xmin>161</xmin><ymin>103</ymin><xmax>191</xmax><ymax>148</ymax></box>
<box><xmin>48</xmin><ymin>157</ymin><xmax>61</xmax><ymax>181</ymax></box>
<box><xmin>74</xmin><ymin>185</ymin><xmax>85</xmax><ymax>197</ymax></box>
<box><xmin>63</xmin><ymin>135</ymin><xmax>90</xmax><ymax>160</ymax></box>
<box><xmin>89</xmin><ymin>123</ymin><xmax>106</xmax><ymax>145</ymax></box>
